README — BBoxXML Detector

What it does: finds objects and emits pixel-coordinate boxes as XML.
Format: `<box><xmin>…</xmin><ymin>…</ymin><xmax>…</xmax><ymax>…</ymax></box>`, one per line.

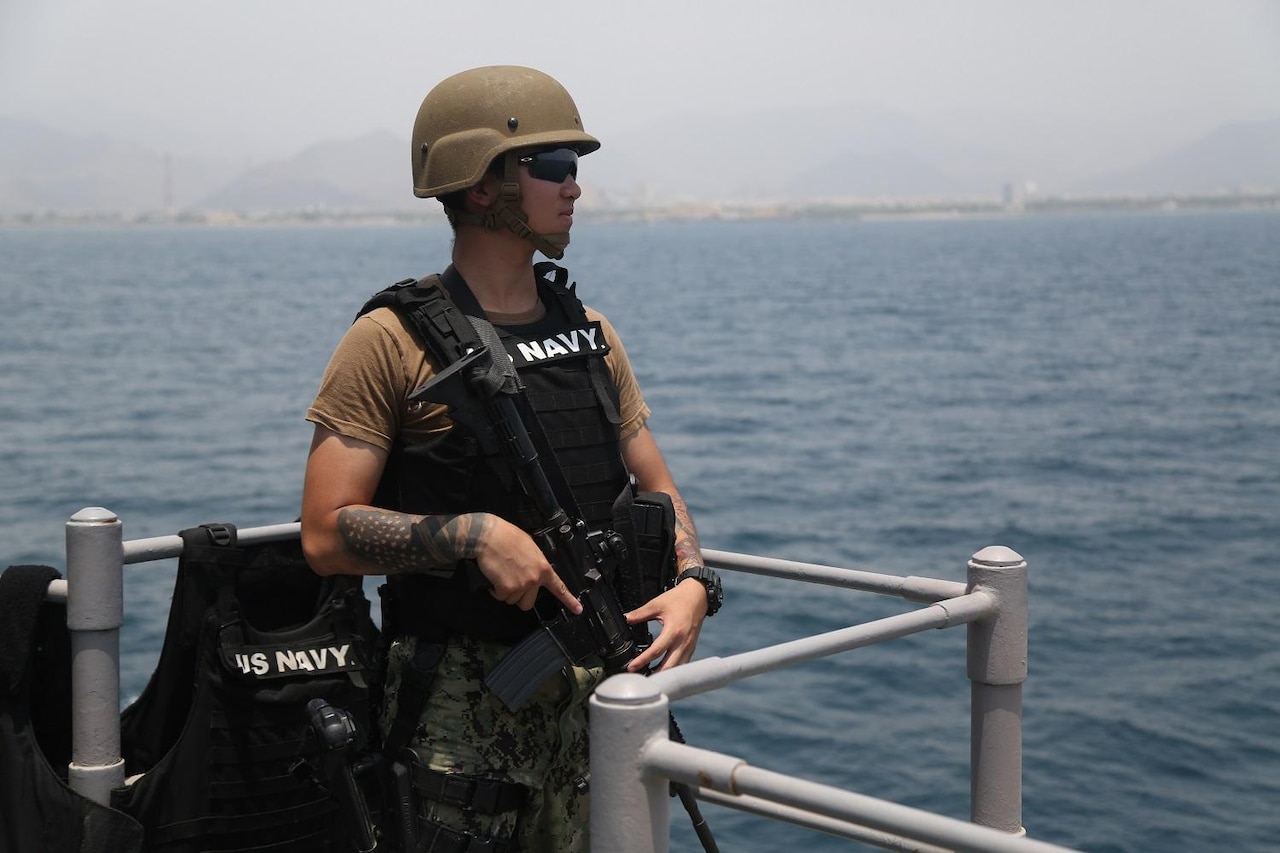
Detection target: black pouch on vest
<box><xmin>631</xmin><ymin>491</ymin><xmax>678</xmax><ymax>604</ymax></box>
<box><xmin>607</xmin><ymin>488</ymin><xmax>677</xmax><ymax>646</ymax></box>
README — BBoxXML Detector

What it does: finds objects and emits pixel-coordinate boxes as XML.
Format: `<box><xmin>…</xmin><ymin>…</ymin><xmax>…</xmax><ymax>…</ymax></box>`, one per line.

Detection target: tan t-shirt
<box><xmin>306</xmin><ymin>299</ymin><xmax>650</xmax><ymax>452</ymax></box>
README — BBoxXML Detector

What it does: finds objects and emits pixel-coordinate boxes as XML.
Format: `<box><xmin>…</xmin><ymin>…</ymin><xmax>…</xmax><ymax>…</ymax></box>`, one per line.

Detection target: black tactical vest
<box><xmin>112</xmin><ymin>525</ymin><xmax>381</xmax><ymax>852</ymax></box>
<box><xmin>0</xmin><ymin>564</ymin><xmax>144</xmax><ymax>853</ymax></box>
<box><xmin>361</xmin><ymin>265</ymin><xmax>633</xmax><ymax>643</ymax></box>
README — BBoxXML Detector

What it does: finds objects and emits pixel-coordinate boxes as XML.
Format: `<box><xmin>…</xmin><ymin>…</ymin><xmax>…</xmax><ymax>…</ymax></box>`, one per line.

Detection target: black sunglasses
<box><xmin>518</xmin><ymin>148</ymin><xmax>579</xmax><ymax>183</ymax></box>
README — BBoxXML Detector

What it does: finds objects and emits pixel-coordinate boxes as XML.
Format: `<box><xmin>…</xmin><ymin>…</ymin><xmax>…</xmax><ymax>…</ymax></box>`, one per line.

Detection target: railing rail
<box><xmin>645</xmin><ymin>735</ymin><xmax>1072</xmax><ymax>853</ymax></box>
<box><xmin>590</xmin><ymin>547</ymin><xmax>1068</xmax><ymax>852</ymax></box>
<box><xmin>43</xmin><ymin>507</ymin><xmax>1076</xmax><ymax>851</ymax></box>
<box><xmin>645</xmin><ymin>589</ymin><xmax>993</xmax><ymax>701</ymax></box>
<box><xmin>702</xmin><ymin>547</ymin><xmax>969</xmax><ymax>602</ymax></box>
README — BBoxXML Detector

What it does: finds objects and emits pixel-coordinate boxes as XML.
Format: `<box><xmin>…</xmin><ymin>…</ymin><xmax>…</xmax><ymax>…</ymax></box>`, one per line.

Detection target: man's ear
<box><xmin>465</xmin><ymin>173</ymin><xmax>499</xmax><ymax>210</ymax></box>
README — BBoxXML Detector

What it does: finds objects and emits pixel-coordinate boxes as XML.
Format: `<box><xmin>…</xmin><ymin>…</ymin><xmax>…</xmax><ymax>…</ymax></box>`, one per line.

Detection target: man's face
<box><xmin>515</xmin><ymin>147</ymin><xmax>581</xmax><ymax>235</ymax></box>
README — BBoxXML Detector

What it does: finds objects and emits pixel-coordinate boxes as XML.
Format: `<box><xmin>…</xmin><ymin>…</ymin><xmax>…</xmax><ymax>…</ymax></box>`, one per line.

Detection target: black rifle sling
<box><xmin>380</xmin><ymin>641</ymin><xmax>443</xmax><ymax>758</ymax></box>
<box><xmin>435</xmin><ymin>265</ymin><xmax>592</xmax><ymax>521</ymax></box>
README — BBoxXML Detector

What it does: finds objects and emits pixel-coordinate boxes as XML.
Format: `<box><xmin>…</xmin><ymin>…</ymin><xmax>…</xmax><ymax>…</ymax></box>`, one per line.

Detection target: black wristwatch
<box><xmin>676</xmin><ymin>565</ymin><xmax>723</xmax><ymax>617</ymax></box>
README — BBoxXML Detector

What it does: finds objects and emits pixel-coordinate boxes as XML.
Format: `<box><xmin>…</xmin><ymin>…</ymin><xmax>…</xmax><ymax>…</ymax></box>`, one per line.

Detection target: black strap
<box><xmin>444</xmin><ymin>263</ymin><xmax>620</xmax><ymax>429</ymax></box>
<box><xmin>536</xmin><ymin>264</ymin><xmax>621</xmax><ymax>427</ymax></box>
<box><xmin>0</xmin><ymin>564</ymin><xmax>61</xmax><ymax>695</ymax></box>
<box><xmin>382</xmin><ymin>641</ymin><xmax>446</xmax><ymax>757</ymax></box>
<box><xmin>360</xmin><ymin>274</ymin><xmax>480</xmax><ymax>368</ymax></box>
<box><xmin>532</xmin><ymin>260</ymin><xmax>567</xmax><ymax>287</ymax></box>
<box><xmin>418</xmin><ymin>820</ymin><xmax>517</xmax><ymax>853</ymax></box>
<box><xmin>376</xmin><ymin>265</ymin><xmax>620</xmax><ymax>444</ymax></box>
<box><xmin>411</xmin><ymin>765</ymin><xmax>526</xmax><ymax>816</ymax></box>
<box><xmin>186</xmin><ymin>523</ymin><xmax>240</xmax><ymax>623</ymax></box>
<box><xmin>440</xmin><ymin>280</ymin><xmax>589</xmax><ymax>524</ymax></box>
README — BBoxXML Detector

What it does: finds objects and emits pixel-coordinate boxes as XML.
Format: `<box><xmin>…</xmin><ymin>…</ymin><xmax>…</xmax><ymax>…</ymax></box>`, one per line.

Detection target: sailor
<box><xmin>300</xmin><ymin>65</ymin><xmax>722</xmax><ymax>851</ymax></box>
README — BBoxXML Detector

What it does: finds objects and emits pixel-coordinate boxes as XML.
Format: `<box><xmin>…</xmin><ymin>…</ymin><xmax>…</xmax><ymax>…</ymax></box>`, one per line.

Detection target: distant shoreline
<box><xmin>2</xmin><ymin>191</ymin><xmax>1277</xmax><ymax>228</ymax></box>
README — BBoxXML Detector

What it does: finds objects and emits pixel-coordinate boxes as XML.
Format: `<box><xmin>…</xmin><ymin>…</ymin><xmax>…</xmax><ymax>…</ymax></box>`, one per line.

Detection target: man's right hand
<box><xmin>464</xmin><ymin>514</ymin><xmax>583</xmax><ymax>614</ymax></box>
<box><xmin>302</xmin><ymin>426</ymin><xmax>580</xmax><ymax>615</ymax></box>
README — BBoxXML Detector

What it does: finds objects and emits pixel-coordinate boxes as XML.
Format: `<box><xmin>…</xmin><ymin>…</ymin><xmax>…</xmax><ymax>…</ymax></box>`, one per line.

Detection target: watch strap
<box><xmin>676</xmin><ymin>565</ymin><xmax>722</xmax><ymax>617</ymax></box>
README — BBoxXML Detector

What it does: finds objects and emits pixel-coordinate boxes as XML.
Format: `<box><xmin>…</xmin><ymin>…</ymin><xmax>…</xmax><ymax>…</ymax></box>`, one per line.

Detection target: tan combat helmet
<box><xmin>411</xmin><ymin>65</ymin><xmax>599</xmax><ymax>259</ymax></box>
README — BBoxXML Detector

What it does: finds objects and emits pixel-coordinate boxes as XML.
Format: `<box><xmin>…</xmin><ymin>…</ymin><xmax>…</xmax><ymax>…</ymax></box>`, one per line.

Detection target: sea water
<box><xmin>1</xmin><ymin>210</ymin><xmax>1277</xmax><ymax>851</ymax></box>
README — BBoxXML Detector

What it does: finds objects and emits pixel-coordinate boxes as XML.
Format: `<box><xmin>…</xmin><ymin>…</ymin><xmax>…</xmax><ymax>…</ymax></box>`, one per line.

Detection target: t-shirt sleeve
<box><xmin>305</xmin><ymin>311</ymin><xmax>412</xmax><ymax>451</ymax></box>
<box><xmin>591</xmin><ymin>309</ymin><xmax>651</xmax><ymax>439</ymax></box>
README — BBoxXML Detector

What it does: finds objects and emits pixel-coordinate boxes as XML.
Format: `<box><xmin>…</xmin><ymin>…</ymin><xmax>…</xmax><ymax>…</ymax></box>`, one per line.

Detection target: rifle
<box><xmin>410</xmin><ymin>317</ymin><xmax>719</xmax><ymax>852</ymax></box>
<box><xmin>409</xmin><ymin>324</ymin><xmax>639</xmax><ymax>708</ymax></box>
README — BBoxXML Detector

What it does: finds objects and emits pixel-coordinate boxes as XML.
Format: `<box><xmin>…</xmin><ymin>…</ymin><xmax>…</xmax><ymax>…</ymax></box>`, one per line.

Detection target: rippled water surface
<box><xmin>2</xmin><ymin>210</ymin><xmax>1278</xmax><ymax>851</ymax></box>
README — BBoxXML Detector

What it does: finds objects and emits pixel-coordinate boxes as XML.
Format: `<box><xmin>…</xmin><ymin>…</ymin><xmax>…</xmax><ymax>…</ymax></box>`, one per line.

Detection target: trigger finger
<box><xmin>557</xmin><ymin>581</ymin><xmax>582</xmax><ymax>614</ymax></box>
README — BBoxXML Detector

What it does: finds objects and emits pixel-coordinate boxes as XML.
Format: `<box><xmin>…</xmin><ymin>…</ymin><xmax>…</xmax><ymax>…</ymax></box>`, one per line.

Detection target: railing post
<box><xmin>65</xmin><ymin>507</ymin><xmax>126</xmax><ymax>805</ymax></box>
<box><xmin>590</xmin><ymin>672</ymin><xmax>672</xmax><ymax>853</ymax></box>
<box><xmin>967</xmin><ymin>545</ymin><xmax>1028</xmax><ymax>836</ymax></box>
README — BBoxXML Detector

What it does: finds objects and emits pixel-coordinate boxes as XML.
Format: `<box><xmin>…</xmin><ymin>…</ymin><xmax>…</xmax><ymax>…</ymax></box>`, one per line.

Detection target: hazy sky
<box><xmin>3</xmin><ymin>0</ymin><xmax>1278</xmax><ymax>166</ymax></box>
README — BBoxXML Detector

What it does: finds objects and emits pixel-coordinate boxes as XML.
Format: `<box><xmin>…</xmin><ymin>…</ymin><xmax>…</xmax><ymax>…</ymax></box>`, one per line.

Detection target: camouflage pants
<box><xmin>381</xmin><ymin>634</ymin><xmax>603</xmax><ymax>852</ymax></box>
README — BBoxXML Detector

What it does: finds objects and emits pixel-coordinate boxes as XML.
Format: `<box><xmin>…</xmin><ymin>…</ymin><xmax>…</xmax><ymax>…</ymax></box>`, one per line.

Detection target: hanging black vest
<box><xmin>0</xmin><ymin>564</ymin><xmax>144</xmax><ymax>853</ymax></box>
<box><xmin>111</xmin><ymin>525</ymin><xmax>381</xmax><ymax>852</ymax></box>
<box><xmin>361</xmin><ymin>264</ymin><xmax>637</xmax><ymax>644</ymax></box>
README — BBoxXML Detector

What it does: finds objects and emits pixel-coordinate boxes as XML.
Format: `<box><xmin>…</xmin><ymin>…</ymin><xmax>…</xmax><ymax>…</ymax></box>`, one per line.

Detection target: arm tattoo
<box><xmin>411</xmin><ymin>513</ymin><xmax>489</xmax><ymax>568</ymax></box>
<box><xmin>336</xmin><ymin>507</ymin><xmax>490</xmax><ymax>575</ymax></box>
<box><xmin>671</xmin><ymin>495</ymin><xmax>704</xmax><ymax>574</ymax></box>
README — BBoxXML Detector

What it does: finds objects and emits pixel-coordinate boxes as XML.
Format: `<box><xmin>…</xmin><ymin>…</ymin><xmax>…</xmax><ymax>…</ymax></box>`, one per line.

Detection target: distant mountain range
<box><xmin>1072</xmin><ymin>119</ymin><xmax>1280</xmax><ymax>195</ymax></box>
<box><xmin>198</xmin><ymin>133</ymin><xmax>413</xmax><ymax>212</ymax></box>
<box><xmin>2</xmin><ymin>111</ymin><xmax>1278</xmax><ymax>216</ymax></box>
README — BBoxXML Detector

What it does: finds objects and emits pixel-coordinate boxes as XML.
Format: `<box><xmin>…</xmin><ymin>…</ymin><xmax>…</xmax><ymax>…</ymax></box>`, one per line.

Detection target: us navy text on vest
<box><xmin>506</xmin><ymin>321</ymin><xmax>609</xmax><ymax>368</ymax></box>
<box><xmin>222</xmin><ymin>642</ymin><xmax>359</xmax><ymax>678</ymax></box>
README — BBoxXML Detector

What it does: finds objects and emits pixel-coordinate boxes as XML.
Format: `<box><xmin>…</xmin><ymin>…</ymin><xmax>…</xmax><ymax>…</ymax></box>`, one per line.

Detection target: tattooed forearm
<box><xmin>410</xmin><ymin>513</ymin><xmax>490</xmax><ymax>568</ymax></box>
<box><xmin>670</xmin><ymin>493</ymin><xmax>704</xmax><ymax>573</ymax></box>
<box><xmin>336</xmin><ymin>507</ymin><xmax>420</xmax><ymax>572</ymax></box>
<box><xmin>335</xmin><ymin>507</ymin><xmax>491</xmax><ymax>574</ymax></box>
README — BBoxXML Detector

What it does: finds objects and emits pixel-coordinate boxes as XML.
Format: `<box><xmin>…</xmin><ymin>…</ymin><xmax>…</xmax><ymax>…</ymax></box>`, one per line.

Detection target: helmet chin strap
<box><xmin>451</xmin><ymin>153</ymin><xmax>571</xmax><ymax>260</ymax></box>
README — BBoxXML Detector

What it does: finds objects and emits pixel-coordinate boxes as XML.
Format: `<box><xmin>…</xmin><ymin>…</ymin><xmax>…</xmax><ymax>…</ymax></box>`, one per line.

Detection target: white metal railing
<box><xmin>49</xmin><ymin>507</ymin><xmax>1079</xmax><ymax>852</ymax></box>
<box><xmin>590</xmin><ymin>549</ymin><xmax>1079</xmax><ymax>852</ymax></box>
<box><xmin>60</xmin><ymin>507</ymin><xmax>302</xmax><ymax>804</ymax></box>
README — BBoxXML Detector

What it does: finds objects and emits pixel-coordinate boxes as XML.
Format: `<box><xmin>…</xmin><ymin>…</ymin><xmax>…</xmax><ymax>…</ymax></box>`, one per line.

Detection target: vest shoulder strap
<box><xmin>0</xmin><ymin>563</ymin><xmax>61</xmax><ymax>694</ymax></box>
<box><xmin>534</xmin><ymin>264</ymin><xmax>622</xmax><ymax>426</ymax></box>
<box><xmin>358</xmin><ymin>275</ymin><xmax>480</xmax><ymax>368</ymax></box>
<box><xmin>534</xmin><ymin>261</ymin><xmax>590</xmax><ymax>323</ymax></box>
<box><xmin>360</xmin><ymin>264</ymin><xmax>597</xmax><ymax>375</ymax></box>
